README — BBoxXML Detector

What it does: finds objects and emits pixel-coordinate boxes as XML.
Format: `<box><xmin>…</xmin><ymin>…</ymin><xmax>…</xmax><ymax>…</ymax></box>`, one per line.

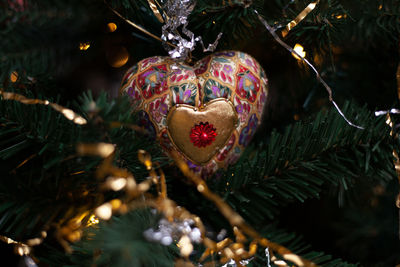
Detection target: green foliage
<box><xmin>0</xmin><ymin>0</ymin><xmax>106</xmax><ymax>81</ymax></box>
<box><xmin>66</xmin><ymin>209</ymin><xmax>178</xmax><ymax>267</ymax></box>
<box><xmin>342</xmin><ymin>0</ymin><xmax>400</xmax><ymax>45</ymax></box>
<box><xmin>0</xmin><ymin>90</ymin><xmax>162</xmax><ymax>240</ymax></box>
<box><xmin>0</xmin><ymin>91</ymin><xmax>86</xmax><ymax>238</ymax></box>
<box><xmin>252</xmin><ymin>224</ymin><xmax>358</xmax><ymax>267</ymax></box>
<box><xmin>212</xmin><ymin>103</ymin><xmax>396</xmax><ymax>225</ymax></box>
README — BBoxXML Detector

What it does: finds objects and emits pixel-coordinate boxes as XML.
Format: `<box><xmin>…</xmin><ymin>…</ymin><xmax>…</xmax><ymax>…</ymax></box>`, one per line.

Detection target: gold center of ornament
<box><xmin>166</xmin><ymin>99</ymin><xmax>238</xmax><ymax>165</ymax></box>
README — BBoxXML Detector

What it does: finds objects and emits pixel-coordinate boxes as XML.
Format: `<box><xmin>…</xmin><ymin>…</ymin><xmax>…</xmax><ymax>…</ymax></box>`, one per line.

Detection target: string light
<box><xmin>292</xmin><ymin>44</ymin><xmax>306</xmax><ymax>60</ymax></box>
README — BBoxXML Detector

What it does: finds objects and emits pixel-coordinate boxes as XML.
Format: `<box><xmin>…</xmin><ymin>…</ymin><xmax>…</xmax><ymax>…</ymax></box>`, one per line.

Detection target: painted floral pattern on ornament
<box><xmin>146</xmin><ymin>95</ymin><xmax>170</xmax><ymax>128</ymax></box>
<box><xmin>209</xmin><ymin>56</ymin><xmax>236</xmax><ymax>85</ymax></box>
<box><xmin>187</xmin><ymin>160</ymin><xmax>218</xmax><ymax>178</ymax></box>
<box><xmin>171</xmin><ymin>83</ymin><xmax>197</xmax><ymax>105</ymax></box>
<box><xmin>216</xmin><ymin>134</ymin><xmax>236</xmax><ymax>162</ymax></box>
<box><xmin>257</xmin><ymin>90</ymin><xmax>267</xmax><ymax>115</ymax></box>
<box><xmin>236</xmin><ymin>65</ymin><xmax>260</xmax><ymax>103</ymax></box>
<box><xmin>137</xmin><ymin>65</ymin><xmax>168</xmax><ymax>99</ymax></box>
<box><xmin>215</xmin><ymin>51</ymin><xmax>235</xmax><ymax>57</ymax></box>
<box><xmin>126</xmin><ymin>81</ymin><xmax>143</xmax><ymax>108</ymax></box>
<box><xmin>120</xmin><ymin>51</ymin><xmax>269</xmax><ymax>177</ymax></box>
<box><xmin>194</xmin><ymin>56</ymin><xmax>211</xmax><ymax>75</ymax></box>
<box><xmin>203</xmin><ymin>79</ymin><xmax>231</xmax><ymax>102</ymax></box>
<box><xmin>170</xmin><ymin>67</ymin><xmax>196</xmax><ymax>83</ymax></box>
<box><xmin>121</xmin><ymin>65</ymin><xmax>138</xmax><ymax>87</ymax></box>
<box><xmin>234</xmin><ymin>96</ymin><xmax>251</xmax><ymax>129</ymax></box>
<box><xmin>227</xmin><ymin>147</ymin><xmax>241</xmax><ymax>165</ymax></box>
<box><xmin>139</xmin><ymin>56</ymin><xmax>162</xmax><ymax>70</ymax></box>
<box><xmin>238</xmin><ymin>52</ymin><xmax>259</xmax><ymax>74</ymax></box>
<box><xmin>239</xmin><ymin>114</ymin><xmax>258</xmax><ymax>147</ymax></box>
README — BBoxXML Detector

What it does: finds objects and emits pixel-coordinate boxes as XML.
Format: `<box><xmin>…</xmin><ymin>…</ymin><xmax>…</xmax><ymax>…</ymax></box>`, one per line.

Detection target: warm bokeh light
<box><xmin>107</xmin><ymin>22</ymin><xmax>117</xmax><ymax>32</ymax></box>
<box><xmin>87</xmin><ymin>214</ymin><xmax>100</xmax><ymax>226</ymax></box>
<box><xmin>106</xmin><ymin>46</ymin><xmax>129</xmax><ymax>68</ymax></box>
<box><xmin>178</xmin><ymin>235</ymin><xmax>193</xmax><ymax>257</ymax></box>
<box><xmin>10</xmin><ymin>71</ymin><xmax>18</xmax><ymax>82</ymax></box>
<box><xmin>79</xmin><ymin>42</ymin><xmax>90</xmax><ymax>50</ymax></box>
<box><xmin>107</xmin><ymin>177</ymin><xmax>127</xmax><ymax>191</ymax></box>
<box><xmin>292</xmin><ymin>44</ymin><xmax>306</xmax><ymax>60</ymax></box>
<box><xmin>95</xmin><ymin>203</ymin><xmax>113</xmax><ymax>220</ymax></box>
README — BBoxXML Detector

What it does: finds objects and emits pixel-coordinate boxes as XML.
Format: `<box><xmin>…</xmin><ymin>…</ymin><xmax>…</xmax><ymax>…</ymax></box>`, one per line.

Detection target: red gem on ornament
<box><xmin>190</xmin><ymin>122</ymin><xmax>217</xmax><ymax>148</ymax></box>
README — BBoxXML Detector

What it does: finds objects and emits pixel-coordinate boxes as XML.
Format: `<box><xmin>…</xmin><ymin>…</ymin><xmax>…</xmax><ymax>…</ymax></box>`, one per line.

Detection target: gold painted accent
<box><xmin>167</xmin><ymin>99</ymin><xmax>238</xmax><ymax>165</ymax></box>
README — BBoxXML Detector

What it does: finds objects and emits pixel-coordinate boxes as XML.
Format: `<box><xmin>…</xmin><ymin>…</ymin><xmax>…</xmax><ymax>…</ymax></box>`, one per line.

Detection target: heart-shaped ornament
<box><xmin>120</xmin><ymin>51</ymin><xmax>268</xmax><ymax>177</ymax></box>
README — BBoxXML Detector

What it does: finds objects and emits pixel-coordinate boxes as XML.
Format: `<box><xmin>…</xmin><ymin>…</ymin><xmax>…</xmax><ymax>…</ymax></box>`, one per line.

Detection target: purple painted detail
<box><xmin>171</xmin><ymin>83</ymin><xmax>197</xmax><ymax>105</ymax></box>
<box><xmin>215</xmin><ymin>51</ymin><xmax>236</xmax><ymax>57</ymax></box>
<box><xmin>148</xmin><ymin>95</ymin><xmax>169</xmax><ymax>123</ymax></box>
<box><xmin>239</xmin><ymin>114</ymin><xmax>258</xmax><ymax>146</ymax></box>
<box><xmin>203</xmin><ymin>79</ymin><xmax>231</xmax><ymax>102</ymax></box>
<box><xmin>236</xmin><ymin>65</ymin><xmax>260</xmax><ymax>103</ymax></box>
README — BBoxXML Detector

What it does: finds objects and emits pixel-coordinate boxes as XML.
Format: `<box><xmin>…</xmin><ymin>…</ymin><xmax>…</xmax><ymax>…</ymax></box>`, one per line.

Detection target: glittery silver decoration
<box><xmin>218</xmin><ymin>247</ymin><xmax>271</xmax><ymax>267</ymax></box>
<box><xmin>144</xmin><ymin>218</ymin><xmax>202</xmax><ymax>246</ymax></box>
<box><xmin>217</xmin><ymin>229</ymin><xmax>227</xmax><ymax>241</ymax></box>
<box><xmin>21</xmin><ymin>256</ymin><xmax>38</xmax><ymax>267</ymax></box>
<box><xmin>160</xmin><ymin>0</ymin><xmax>223</xmax><ymax>61</ymax></box>
<box><xmin>265</xmin><ymin>247</ymin><xmax>271</xmax><ymax>267</ymax></box>
<box><xmin>221</xmin><ymin>258</ymin><xmax>252</xmax><ymax>267</ymax></box>
<box><xmin>375</xmin><ymin>109</ymin><xmax>400</xmax><ymax>116</ymax></box>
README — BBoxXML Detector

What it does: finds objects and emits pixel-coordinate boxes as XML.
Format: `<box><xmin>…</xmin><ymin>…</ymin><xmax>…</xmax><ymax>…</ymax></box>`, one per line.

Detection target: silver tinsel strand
<box><xmin>160</xmin><ymin>0</ymin><xmax>222</xmax><ymax>61</ymax></box>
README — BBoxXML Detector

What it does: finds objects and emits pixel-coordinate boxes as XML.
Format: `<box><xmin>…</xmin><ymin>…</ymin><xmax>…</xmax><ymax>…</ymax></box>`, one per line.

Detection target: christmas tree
<box><xmin>1</xmin><ymin>0</ymin><xmax>400</xmax><ymax>266</ymax></box>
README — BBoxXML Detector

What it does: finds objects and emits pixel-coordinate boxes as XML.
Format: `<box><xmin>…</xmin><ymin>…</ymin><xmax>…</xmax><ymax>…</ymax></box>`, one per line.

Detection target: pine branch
<box><xmin>211</xmin><ymin>103</ymin><xmax>396</xmax><ymax>224</ymax></box>
<box><xmin>0</xmin><ymin>0</ymin><xmax>106</xmax><ymax>80</ymax></box>
<box><xmin>39</xmin><ymin>209</ymin><xmax>178</xmax><ymax>267</ymax></box>
<box><xmin>254</xmin><ymin>224</ymin><xmax>358</xmax><ymax>267</ymax></box>
<box><xmin>0</xmin><ymin>91</ymin><xmax>163</xmax><ymax>239</ymax></box>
